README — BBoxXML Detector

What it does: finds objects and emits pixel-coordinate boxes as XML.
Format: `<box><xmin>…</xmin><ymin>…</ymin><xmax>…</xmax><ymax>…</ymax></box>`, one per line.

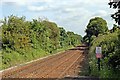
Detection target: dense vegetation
<box><xmin>84</xmin><ymin>17</ymin><xmax>120</xmax><ymax>78</ymax></box>
<box><xmin>83</xmin><ymin>17</ymin><xmax>108</xmax><ymax>45</ymax></box>
<box><xmin>0</xmin><ymin>15</ymin><xmax>82</xmax><ymax>70</ymax></box>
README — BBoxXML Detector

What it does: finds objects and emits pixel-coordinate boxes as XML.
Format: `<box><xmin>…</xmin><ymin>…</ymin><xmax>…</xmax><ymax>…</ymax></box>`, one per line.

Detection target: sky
<box><xmin>0</xmin><ymin>0</ymin><xmax>116</xmax><ymax>36</ymax></box>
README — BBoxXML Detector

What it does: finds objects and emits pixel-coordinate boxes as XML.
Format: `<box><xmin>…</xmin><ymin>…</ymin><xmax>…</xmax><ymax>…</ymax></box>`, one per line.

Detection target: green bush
<box><xmin>89</xmin><ymin>30</ymin><xmax>120</xmax><ymax>78</ymax></box>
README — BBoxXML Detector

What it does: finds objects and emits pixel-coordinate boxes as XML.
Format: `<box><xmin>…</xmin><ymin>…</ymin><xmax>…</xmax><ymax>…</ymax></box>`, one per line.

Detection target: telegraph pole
<box><xmin>108</xmin><ymin>0</ymin><xmax>120</xmax><ymax>27</ymax></box>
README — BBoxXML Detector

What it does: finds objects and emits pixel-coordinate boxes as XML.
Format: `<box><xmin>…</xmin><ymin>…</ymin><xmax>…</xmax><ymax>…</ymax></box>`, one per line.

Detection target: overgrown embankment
<box><xmin>83</xmin><ymin>17</ymin><xmax>120</xmax><ymax>78</ymax></box>
<box><xmin>89</xmin><ymin>30</ymin><xmax>120</xmax><ymax>78</ymax></box>
<box><xmin>0</xmin><ymin>15</ymin><xmax>82</xmax><ymax>70</ymax></box>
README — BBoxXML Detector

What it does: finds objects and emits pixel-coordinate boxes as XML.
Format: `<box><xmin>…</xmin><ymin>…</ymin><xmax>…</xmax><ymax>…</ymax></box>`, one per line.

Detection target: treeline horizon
<box><xmin>0</xmin><ymin>15</ymin><xmax>82</xmax><ymax>69</ymax></box>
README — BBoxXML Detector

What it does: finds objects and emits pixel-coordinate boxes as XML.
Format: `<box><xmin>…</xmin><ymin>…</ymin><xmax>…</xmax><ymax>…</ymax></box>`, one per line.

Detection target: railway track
<box><xmin>2</xmin><ymin>50</ymin><xmax>72</xmax><ymax>78</ymax></box>
<box><xmin>1</xmin><ymin>46</ymin><xmax>88</xmax><ymax>79</ymax></box>
<box><xmin>37</xmin><ymin>50</ymin><xmax>82</xmax><ymax>78</ymax></box>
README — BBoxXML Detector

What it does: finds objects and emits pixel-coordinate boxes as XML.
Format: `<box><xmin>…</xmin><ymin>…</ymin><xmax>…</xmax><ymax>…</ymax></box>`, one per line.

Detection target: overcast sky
<box><xmin>0</xmin><ymin>0</ymin><xmax>116</xmax><ymax>36</ymax></box>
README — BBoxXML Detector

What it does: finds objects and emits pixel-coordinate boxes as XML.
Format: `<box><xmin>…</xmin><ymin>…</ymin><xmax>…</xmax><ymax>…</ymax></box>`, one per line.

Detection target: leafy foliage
<box><xmin>84</xmin><ymin>17</ymin><xmax>108</xmax><ymax>45</ymax></box>
<box><xmin>88</xmin><ymin>27</ymin><xmax>120</xmax><ymax>78</ymax></box>
<box><xmin>1</xmin><ymin>15</ymin><xmax>82</xmax><ymax>69</ymax></box>
<box><xmin>108</xmin><ymin>1</ymin><xmax>120</xmax><ymax>25</ymax></box>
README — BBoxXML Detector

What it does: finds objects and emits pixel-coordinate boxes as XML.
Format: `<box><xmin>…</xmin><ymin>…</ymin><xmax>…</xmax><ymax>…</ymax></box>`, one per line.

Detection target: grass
<box><xmin>1</xmin><ymin>48</ymin><xmax>48</xmax><ymax>70</ymax></box>
<box><xmin>78</xmin><ymin>54</ymin><xmax>90</xmax><ymax>76</ymax></box>
<box><xmin>1</xmin><ymin>45</ymin><xmax>75</xmax><ymax>70</ymax></box>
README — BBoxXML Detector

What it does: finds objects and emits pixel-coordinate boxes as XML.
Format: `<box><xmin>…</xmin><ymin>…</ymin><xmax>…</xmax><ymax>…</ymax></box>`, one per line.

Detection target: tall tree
<box><xmin>84</xmin><ymin>17</ymin><xmax>108</xmax><ymax>45</ymax></box>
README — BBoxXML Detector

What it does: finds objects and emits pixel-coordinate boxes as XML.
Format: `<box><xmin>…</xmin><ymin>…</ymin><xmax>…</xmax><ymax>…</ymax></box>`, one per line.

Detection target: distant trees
<box><xmin>1</xmin><ymin>15</ymin><xmax>81</xmax><ymax>53</ymax></box>
<box><xmin>84</xmin><ymin>17</ymin><xmax>108</xmax><ymax>45</ymax></box>
<box><xmin>1</xmin><ymin>15</ymin><xmax>82</xmax><ymax>55</ymax></box>
<box><xmin>67</xmin><ymin>31</ymin><xmax>82</xmax><ymax>46</ymax></box>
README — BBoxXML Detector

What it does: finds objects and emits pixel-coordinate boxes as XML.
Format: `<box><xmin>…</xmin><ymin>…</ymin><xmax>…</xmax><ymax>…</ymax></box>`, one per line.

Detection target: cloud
<box><xmin>62</xmin><ymin>8</ymin><xmax>75</xmax><ymax>13</ymax></box>
<box><xmin>1</xmin><ymin>0</ymin><xmax>113</xmax><ymax>36</ymax></box>
<box><xmin>81</xmin><ymin>0</ymin><xmax>108</xmax><ymax>5</ymax></box>
<box><xmin>2</xmin><ymin>0</ymin><xmax>27</xmax><ymax>5</ymax></box>
<box><xmin>53</xmin><ymin>6</ymin><xmax>92</xmax><ymax>35</ymax></box>
<box><xmin>92</xmin><ymin>10</ymin><xmax>108</xmax><ymax>17</ymax></box>
<box><xmin>1</xmin><ymin>0</ymin><xmax>55</xmax><ymax>6</ymax></box>
<box><xmin>28</xmin><ymin>5</ymin><xmax>48</xmax><ymax>11</ymax></box>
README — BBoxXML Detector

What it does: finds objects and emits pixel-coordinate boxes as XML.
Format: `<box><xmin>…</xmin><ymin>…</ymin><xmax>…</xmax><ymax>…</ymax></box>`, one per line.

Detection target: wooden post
<box><xmin>97</xmin><ymin>58</ymin><xmax>100</xmax><ymax>71</ymax></box>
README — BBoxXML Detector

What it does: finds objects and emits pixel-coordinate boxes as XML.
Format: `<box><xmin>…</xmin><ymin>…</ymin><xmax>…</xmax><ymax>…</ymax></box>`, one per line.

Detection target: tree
<box><xmin>108</xmin><ymin>0</ymin><xmax>120</xmax><ymax>26</ymax></box>
<box><xmin>59</xmin><ymin>27</ymin><xmax>68</xmax><ymax>47</ymax></box>
<box><xmin>67</xmin><ymin>31</ymin><xmax>82</xmax><ymax>46</ymax></box>
<box><xmin>84</xmin><ymin>17</ymin><xmax>108</xmax><ymax>45</ymax></box>
<box><xmin>86</xmin><ymin>17</ymin><xmax>108</xmax><ymax>37</ymax></box>
<box><xmin>2</xmin><ymin>15</ymin><xmax>31</xmax><ymax>51</ymax></box>
<box><xmin>1</xmin><ymin>15</ymin><xmax>83</xmax><ymax>69</ymax></box>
